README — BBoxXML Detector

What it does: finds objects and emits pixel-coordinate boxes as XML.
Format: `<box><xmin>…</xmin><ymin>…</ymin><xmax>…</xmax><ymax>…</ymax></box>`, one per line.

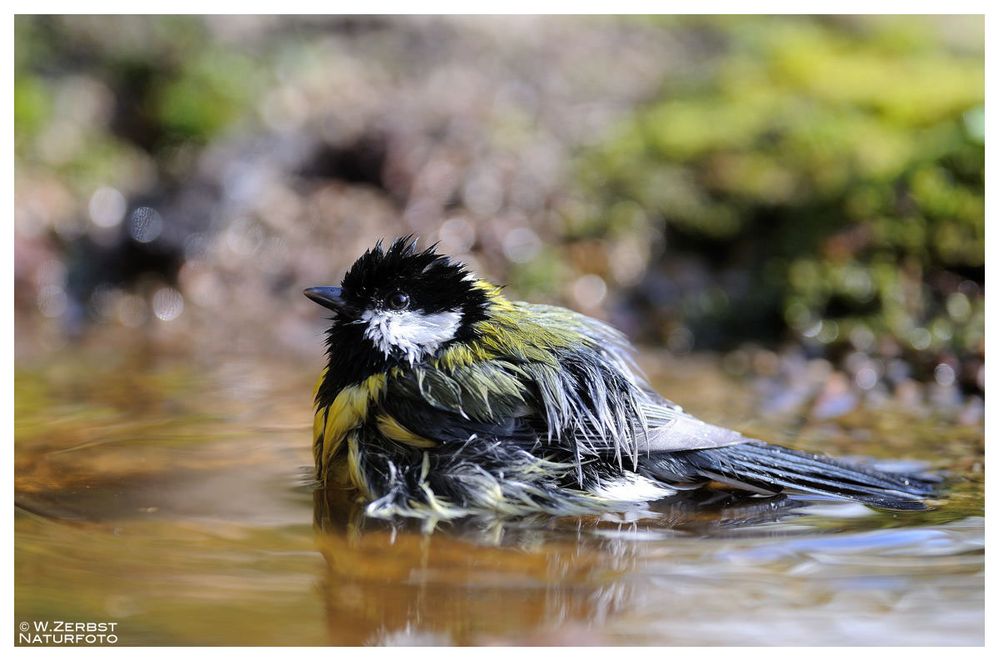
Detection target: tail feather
<box><xmin>642</xmin><ymin>441</ymin><xmax>937</xmax><ymax>511</ymax></box>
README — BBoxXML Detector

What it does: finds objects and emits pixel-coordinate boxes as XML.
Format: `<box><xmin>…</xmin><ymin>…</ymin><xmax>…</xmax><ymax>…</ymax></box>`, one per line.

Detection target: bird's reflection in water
<box><xmin>312</xmin><ymin>487</ymin><xmax>805</xmax><ymax>645</ymax></box>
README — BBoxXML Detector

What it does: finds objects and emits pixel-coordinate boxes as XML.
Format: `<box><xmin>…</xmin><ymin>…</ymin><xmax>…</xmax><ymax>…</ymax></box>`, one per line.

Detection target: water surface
<box><xmin>14</xmin><ymin>342</ymin><xmax>984</xmax><ymax>645</ymax></box>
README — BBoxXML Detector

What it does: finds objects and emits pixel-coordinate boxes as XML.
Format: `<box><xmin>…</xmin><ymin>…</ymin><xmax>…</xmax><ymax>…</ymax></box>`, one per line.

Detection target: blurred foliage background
<box><xmin>14</xmin><ymin>15</ymin><xmax>984</xmax><ymax>417</ymax></box>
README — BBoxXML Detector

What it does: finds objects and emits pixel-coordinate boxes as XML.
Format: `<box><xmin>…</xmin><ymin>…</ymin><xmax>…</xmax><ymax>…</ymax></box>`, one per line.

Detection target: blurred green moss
<box><xmin>156</xmin><ymin>49</ymin><xmax>262</xmax><ymax>142</ymax></box>
<box><xmin>578</xmin><ymin>16</ymin><xmax>983</xmax><ymax>374</ymax></box>
<box><xmin>13</xmin><ymin>77</ymin><xmax>51</xmax><ymax>154</ymax></box>
<box><xmin>15</xmin><ymin>16</ymin><xmax>264</xmax><ymax>161</ymax></box>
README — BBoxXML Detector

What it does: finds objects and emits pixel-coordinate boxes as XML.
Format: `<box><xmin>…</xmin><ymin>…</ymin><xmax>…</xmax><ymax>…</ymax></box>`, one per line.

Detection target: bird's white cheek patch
<box><xmin>361</xmin><ymin>309</ymin><xmax>462</xmax><ymax>363</ymax></box>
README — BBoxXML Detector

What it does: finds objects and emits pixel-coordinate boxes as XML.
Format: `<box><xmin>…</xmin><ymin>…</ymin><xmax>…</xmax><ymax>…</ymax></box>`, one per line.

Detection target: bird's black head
<box><xmin>306</xmin><ymin>238</ymin><xmax>491</xmax><ymax>400</ymax></box>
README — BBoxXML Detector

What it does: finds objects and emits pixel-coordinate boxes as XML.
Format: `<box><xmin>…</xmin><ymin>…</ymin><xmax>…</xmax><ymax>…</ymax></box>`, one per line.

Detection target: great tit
<box><xmin>305</xmin><ymin>238</ymin><xmax>935</xmax><ymax>519</ymax></box>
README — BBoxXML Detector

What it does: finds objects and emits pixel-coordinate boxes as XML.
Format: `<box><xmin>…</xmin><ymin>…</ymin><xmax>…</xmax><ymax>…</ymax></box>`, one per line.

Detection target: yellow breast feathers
<box><xmin>313</xmin><ymin>370</ymin><xmax>438</xmax><ymax>491</ymax></box>
<box><xmin>313</xmin><ymin>372</ymin><xmax>385</xmax><ymax>484</ymax></box>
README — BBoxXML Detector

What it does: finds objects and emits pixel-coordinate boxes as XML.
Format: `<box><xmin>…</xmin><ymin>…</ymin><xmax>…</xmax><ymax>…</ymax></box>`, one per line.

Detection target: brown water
<box><xmin>14</xmin><ymin>342</ymin><xmax>984</xmax><ymax>646</ymax></box>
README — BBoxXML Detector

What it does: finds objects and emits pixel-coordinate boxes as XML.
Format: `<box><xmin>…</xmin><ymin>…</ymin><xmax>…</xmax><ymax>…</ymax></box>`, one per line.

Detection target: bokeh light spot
<box><xmin>934</xmin><ymin>363</ymin><xmax>956</xmax><ymax>387</ymax></box>
<box><xmin>88</xmin><ymin>187</ymin><xmax>127</xmax><ymax>228</ymax></box>
<box><xmin>502</xmin><ymin>227</ymin><xmax>541</xmax><ymax>263</ymax></box>
<box><xmin>152</xmin><ymin>287</ymin><xmax>185</xmax><ymax>321</ymax></box>
<box><xmin>571</xmin><ymin>274</ymin><xmax>607</xmax><ymax>308</ymax></box>
<box><xmin>128</xmin><ymin>207</ymin><xmax>163</xmax><ymax>243</ymax></box>
<box><xmin>37</xmin><ymin>285</ymin><xmax>68</xmax><ymax>318</ymax></box>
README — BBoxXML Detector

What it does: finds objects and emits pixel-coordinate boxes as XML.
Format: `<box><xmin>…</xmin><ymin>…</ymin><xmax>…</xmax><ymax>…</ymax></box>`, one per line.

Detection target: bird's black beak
<box><xmin>304</xmin><ymin>286</ymin><xmax>346</xmax><ymax>312</ymax></box>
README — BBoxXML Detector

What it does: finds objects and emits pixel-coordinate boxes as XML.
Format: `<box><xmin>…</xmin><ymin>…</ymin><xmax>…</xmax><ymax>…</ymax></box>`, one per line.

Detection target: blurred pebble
<box><xmin>608</xmin><ymin>236</ymin><xmax>649</xmax><ymax>285</ymax></box>
<box><xmin>811</xmin><ymin>372</ymin><xmax>858</xmax><ymax>419</ymax></box>
<box><xmin>179</xmin><ymin>263</ymin><xmax>223</xmax><ymax>308</ymax></box>
<box><xmin>844</xmin><ymin>351</ymin><xmax>868</xmax><ymax>374</ymax></box>
<box><xmin>958</xmin><ymin>396</ymin><xmax>984</xmax><ymax>427</ymax></box>
<box><xmin>752</xmin><ymin>350</ymin><xmax>780</xmax><ymax>377</ymax></box>
<box><xmin>862</xmin><ymin>383</ymin><xmax>892</xmax><ymax>409</ymax></box>
<box><xmin>878</xmin><ymin>336</ymin><xmax>901</xmax><ymax>358</ymax></box>
<box><xmin>571</xmin><ymin>274</ymin><xmax>607</xmax><ymax>309</ymax></box>
<box><xmin>128</xmin><ymin>207</ymin><xmax>163</xmax><ymax>244</ymax></box>
<box><xmin>117</xmin><ymin>294</ymin><xmax>148</xmax><ymax>327</ymax></box>
<box><xmin>501</xmin><ymin>227</ymin><xmax>542</xmax><ymax>263</ymax></box>
<box><xmin>761</xmin><ymin>388</ymin><xmax>812</xmax><ymax>417</ymax></box>
<box><xmin>855</xmin><ymin>365</ymin><xmax>879</xmax><ymax>391</ymax></box>
<box><xmin>722</xmin><ymin>349</ymin><xmax>750</xmax><ymax>376</ymax></box>
<box><xmin>183</xmin><ymin>232</ymin><xmax>210</xmax><ymax>259</ymax></box>
<box><xmin>37</xmin><ymin>285</ymin><xmax>68</xmax><ymax>318</ymax></box>
<box><xmin>848</xmin><ymin>324</ymin><xmax>875</xmax><ymax>351</ymax></box>
<box><xmin>894</xmin><ymin>379</ymin><xmax>925</xmax><ymax>410</ymax></box>
<box><xmin>437</xmin><ymin>216</ymin><xmax>476</xmax><ymax>253</ymax></box>
<box><xmin>885</xmin><ymin>359</ymin><xmax>911</xmax><ymax>385</ymax></box>
<box><xmin>666</xmin><ymin>326</ymin><xmax>693</xmax><ymax>355</ymax></box>
<box><xmin>462</xmin><ymin>167</ymin><xmax>504</xmax><ymax>216</ymax></box>
<box><xmin>804</xmin><ymin>358</ymin><xmax>832</xmax><ymax>384</ymax></box>
<box><xmin>930</xmin><ymin>387</ymin><xmax>962</xmax><ymax>411</ymax></box>
<box><xmin>225</xmin><ymin>218</ymin><xmax>265</xmax><ymax>257</ymax></box>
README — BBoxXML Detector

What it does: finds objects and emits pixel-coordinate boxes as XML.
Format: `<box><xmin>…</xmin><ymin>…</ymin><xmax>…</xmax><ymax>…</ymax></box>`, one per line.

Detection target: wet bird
<box><xmin>305</xmin><ymin>238</ymin><xmax>935</xmax><ymax>519</ymax></box>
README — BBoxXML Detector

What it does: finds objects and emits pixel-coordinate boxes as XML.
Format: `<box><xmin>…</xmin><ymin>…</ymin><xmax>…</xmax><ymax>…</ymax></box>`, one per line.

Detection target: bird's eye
<box><xmin>386</xmin><ymin>291</ymin><xmax>410</xmax><ymax>310</ymax></box>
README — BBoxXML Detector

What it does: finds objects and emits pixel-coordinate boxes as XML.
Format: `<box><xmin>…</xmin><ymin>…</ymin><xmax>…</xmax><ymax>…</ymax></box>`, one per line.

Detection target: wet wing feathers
<box><xmin>383</xmin><ymin>361</ymin><xmax>539</xmax><ymax>445</ymax></box>
<box><xmin>380</xmin><ymin>303</ymin><xmax>748</xmax><ymax>458</ymax></box>
<box><xmin>391</xmin><ymin>359</ymin><xmax>531</xmax><ymax>422</ymax></box>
